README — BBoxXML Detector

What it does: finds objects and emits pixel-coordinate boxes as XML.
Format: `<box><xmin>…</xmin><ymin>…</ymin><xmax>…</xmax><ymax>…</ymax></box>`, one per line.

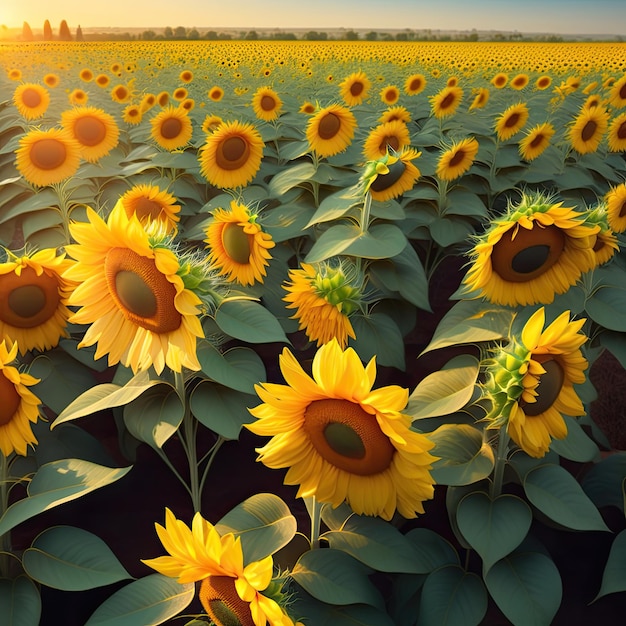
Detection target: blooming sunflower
<box><xmin>13</xmin><ymin>83</ymin><xmax>50</xmax><ymax>120</ymax></box>
<box><xmin>306</xmin><ymin>103</ymin><xmax>357</xmax><ymax>158</ymax></box>
<box><xmin>363</xmin><ymin>120</ymin><xmax>411</xmax><ymax>161</ymax></box>
<box><xmin>608</xmin><ymin>74</ymin><xmax>626</xmax><ymax>108</ymax></box>
<box><xmin>462</xmin><ymin>191</ymin><xmax>599</xmax><ymax>307</ymax></box>
<box><xmin>110</xmin><ymin>84</ymin><xmax>131</xmax><ymax>103</ymax></box>
<box><xmin>205</xmin><ymin>201</ymin><xmax>275</xmax><ymax>286</ymax></box>
<box><xmin>64</xmin><ymin>201</ymin><xmax>204</xmax><ymax>374</ymax></box>
<box><xmin>339</xmin><ymin>71</ymin><xmax>371</xmax><ymax>107</ymax></box>
<box><xmin>43</xmin><ymin>73</ymin><xmax>60</xmax><ymax>88</ymax></box>
<box><xmin>140</xmin><ymin>93</ymin><xmax>157</xmax><ymax>112</ymax></box>
<box><xmin>251</xmin><ymin>86</ymin><xmax>283</xmax><ymax>122</ymax></box>
<box><xmin>379</xmin><ymin>105</ymin><xmax>411</xmax><ymax>125</ymax></box>
<box><xmin>202</xmin><ymin>114</ymin><xmax>223</xmax><ymax>134</ymax></box>
<box><xmin>283</xmin><ymin>262</ymin><xmax>362</xmax><ymax>349</ymax></box>
<box><xmin>469</xmin><ymin>87</ymin><xmax>489</xmax><ymax>111</ymax></box>
<box><xmin>95</xmin><ymin>74</ymin><xmax>110</xmax><ymax>88</ymax></box>
<box><xmin>172</xmin><ymin>87</ymin><xmax>188</xmax><ymax>102</ymax></box>
<box><xmin>518</xmin><ymin>122</ymin><xmax>555</xmax><ymax>161</ymax></box>
<box><xmin>483</xmin><ymin>308</ymin><xmax>588</xmax><ymax>458</ymax></box>
<box><xmin>363</xmin><ymin>148</ymin><xmax>421</xmax><ymax>202</ymax></box>
<box><xmin>68</xmin><ymin>89</ymin><xmax>88</xmax><ymax>106</ymax></box>
<box><xmin>79</xmin><ymin>68</ymin><xmax>94</xmax><ymax>82</ymax></box>
<box><xmin>150</xmin><ymin>106</ymin><xmax>193</xmax><ymax>151</ymax></box>
<box><xmin>15</xmin><ymin>127</ymin><xmax>81</xmax><ymax>187</ymax></box>
<box><xmin>179</xmin><ymin>69</ymin><xmax>193</xmax><ymax>83</ymax></box>
<box><xmin>247</xmin><ymin>339</ymin><xmax>437</xmax><ymax>520</ymax></box>
<box><xmin>435</xmin><ymin>137</ymin><xmax>479</xmax><ymax>181</ymax></box>
<box><xmin>0</xmin><ymin>248</ymin><xmax>75</xmax><ymax>355</ymax></box>
<box><xmin>122</xmin><ymin>104</ymin><xmax>143</xmax><ymax>125</ymax></box>
<box><xmin>142</xmin><ymin>508</ymin><xmax>300</xmax><ymax>626</ymax></box>
<box><xmin>607</xmin><ymin>113</ymin><xmax>626</xmax><ymax>152</ymax></box>
<box><xmin>510</xmin><ymin>73</ymin><xmax>530</xmax><ymax>90</ymax></box>
<box><xmin>491</xmin><ymin>73</ymin><xmax>508</xmax><ymax>89</ymax></box>
<box><xmin>605</xmin><ymin>183</ymin><xmax>626</xmax><ymax>233</ymax></box>
<box><xmin>208</xmin><ymin>86</ymin><xmax>225</xmax><ymax>102</ymax></box>
<box><xmin>61</xmin><ymin>106</ymin><xmax>120</xmax><ymax>163</ymax></box>
<box><xmin>198</xmin><ymin>120</ymin><xmax>264</xmax><ymax>189</ymax></box>
<box><xmin>119</xmin><ymin>184</ymin><xmax>180</xmax><ymax>232</ymax></box>
<box><xmin>380</xmin><ymin>85</ymin><xmax>400</xmax><ymax>106</ymax></box>
<box><xmin>494</xmin><ymin>103</ymin><xmax>529</xmax><ymax>141</ymax></box>
<box><xmin>404</xmin><ymin>73</ymin><xmax>426</xmax><ymax>95</ymax></box>
<box><xmin>156</xmin><ymin>91</ymin><xmax>170</xmax><ymax>107</ymax></box>
<box><xmin>568</xmin><ymin>105</ymin><xmax>609</xmax><ymax>155</ymax></box>
<box><xmin>430</xmin><ymin>85</ymin><xmax>464</xmax><ymax>119</ymax></box>
<box><xmin>0</xmin><ymin>339</ymin><xmax>41</xmax><ymax>457</ymax></box>
<box><xmin>535</xmin><ymin>75</ymin><xmax>552</xmax><ymax>90</ymax></box>
<box><xmin>299</xmin><ymin>101</ymin><xmax>316</xmax><ymax>115</ymax></box>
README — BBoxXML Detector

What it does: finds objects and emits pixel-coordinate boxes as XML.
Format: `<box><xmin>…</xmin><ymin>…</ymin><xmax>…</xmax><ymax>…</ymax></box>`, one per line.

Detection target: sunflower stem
<box><xmin>53</xmin><ymin>181</ymin><xmax>73</xmax><ymax>245</ymax></box>
<box><xmin>0</xmin><ymin>453</ymin><xmax>11</xmax><ymax>578</ymax></box>
<box><xmin>198</xmin><ymin>435</ymin><xmax>225</xmax><ymax>497</ymax></box>
<box><xmin>305</xmin><ymin>496</ymin><xmax>323</xmax><ymax>549</ymax></box>
<box><xmin>490</xmin><ymin>426</ymin><xmax>510</xmax><ymax>499</ymax></box>
<box><xmin>360</xmin><ymin>191</ymin><xmax>372</xmax><ymax>234</ymax></box>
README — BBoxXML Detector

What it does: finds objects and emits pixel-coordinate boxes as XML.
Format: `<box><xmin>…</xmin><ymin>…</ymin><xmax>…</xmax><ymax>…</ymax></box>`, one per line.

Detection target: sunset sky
<box><xmin>2</xmin><ymin>0</ymin><xmax>624</xmax><ymax>35</ymax></box>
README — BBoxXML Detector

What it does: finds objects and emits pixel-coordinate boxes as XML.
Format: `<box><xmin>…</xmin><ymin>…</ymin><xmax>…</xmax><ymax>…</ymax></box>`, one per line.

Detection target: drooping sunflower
<box><xmin>607</xmin><ymin>113</ymin><xmax>626</xmax><ymax>152</ymax></box>
<box><xmin>0</xmin><ymin>339</ymin><xmax>41</xmax><ymax>457</ymax></box>
<box><xmin>605</xmin><ymin>183</ymin><xmax>626</xmax><ymax>233</ymax></box>
<box><xmin>510</xmin><ymin>73</ymin><xmax>530</xmax><ymax>90</ymax></box>
<box><xmin>15</xmin><ymin>127</ymin><xmax>81</xmax><ymax>187</ymax></box>
<box><xmin>142</xmin><ymin>508</ymin><xmax>300</xmax><ymax>626</ymax></box>
<box><xmin>63</xmin><ymin>201</ymin><xmax>204</xmax><ymax>374</ymax></box>
<box><xmin>469</xmin><ymin>87</ymin><xmax>489</xmax><ymax>111</ymax></box>
<box><xmin>306</xmin><ymin>103</ymin><xmax>357</xmax><ymax>158</ymax></box>
<box><xmin>491</xmin><ymin>73</ymin><xmax>508</xmax><ymax>89</ymax></box>
<box><xmin>608</xmin><ymin>74</ymin><xmax>626</xmax><ymax>108</ymax></box>
<box><xmin>518</xmin><ymin>122</ymin><xmax>555</xmax><ymax>161</ymax></box>
<box><xmin>462</xmin><ymin>191</ymin><xmax>599</xmax><ymax>307</ymax></box>
<box><xmin>283</xmin><ymin>261</ymin><xmax>362</xmax><ymax>349</ymax></box>
<box><xmin>150</xmin><ymin>105</ymin><xmax>193</xmax><ymax>151</ymax></box>
<box><xmin>205</xmin><ymin>201</ymin><xmax>275</xmax><ymax>286</ymax></box>
<box><xmin>568</xmin><ymin>105</ymin><xmax>609</xmax><ymax>155</ymax></box>
<box><xmin>339</xmin><ymin>71</ymin><xmax>371</xmax><ymax>107</ymax></box>
<box><xmin>13</xmin><ymin>83</ymin><xmax>50</xmax><ymax>120</ymax></box>
<box><xmin>251</xmin><ymin>86</ymin><xmax>283</xmax><ymax>122</ymax></box>
<box><xmin>494</xmin><ymin>103</ymin><xmax>529</xmax><ymax>141</ymax></box>
<box><xmin>483</xmin><ymin>308</ymin><xmax>588</xmax><ymax>458</ymax></box>
<box><xmin>380</xmin><ymin>85</ymin><xmax>401</xmax><ymax>106</ymax></box>
<box><xmin>61</xmin><ymin>106</ymin><xmax>120</xmax><ymax>163</ymax></box>
<box><xmin>379</xmin><ymin>105</ymin><xmax>411</xmax><ymax>125</ymax></box>
<box><xmin>364</xmin><ymin>148</ymin><xmax>421</xmax><ymax>202</ymax></box>
<box><xmin>247</xmin><ymin>339</ymin><xmax>437</xmax><ymax>520</ymax></box>
<box><xmin>404</xmin><ymin>73</ymin><xmax>426</xmax><ymax>95</ymax></box>
<box><xmin>363</xmin><ymin>120</ymin><xmax>411</xmax><ymax>161</ymax></box>
<box><xmin>429</xmin><ymin>85</ymin><xmax>464</xmax><ymax>119</ymax></box>
<box><xmin>198</xmin><ymin>120</ymin><xmax>264</xmax><ymax>189</ymax></box>
<box><xmin>435</xmin><ymin>137</ymin><xmax>479</xmax><ymax>181</ymax></box>
<box><xmin>119</xmin><ymin>184</ymin><xmax>180</xmax><ymax>232</ymax></box>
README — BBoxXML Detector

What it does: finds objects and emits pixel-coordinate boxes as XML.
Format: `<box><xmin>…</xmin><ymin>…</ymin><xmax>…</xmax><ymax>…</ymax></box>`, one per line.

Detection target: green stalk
<box><xmin>360</xmin><ymin>191</ymin><xmax>372</xmax><ymax>234</ymax></box>
<box><xmin>489</xmin><ymin>426</ymin><xmax>510</xmax><ymax>500</ymax></box>
<box><xmin>306</xmin><ymin>495</ymin><xmax>323</xmax><ymax>549</ymax></box>
<box><xmin>0</xmin><ymin>453</ymin><xmax>10</xmax><ymax>578</ymax></box>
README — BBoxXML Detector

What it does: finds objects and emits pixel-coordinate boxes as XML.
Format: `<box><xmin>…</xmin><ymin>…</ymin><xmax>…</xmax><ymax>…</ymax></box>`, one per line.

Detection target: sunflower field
<box><xmin>1</xmin><ymin>38</ymin><xmax>626</xmax><ymax>626</ymax></box>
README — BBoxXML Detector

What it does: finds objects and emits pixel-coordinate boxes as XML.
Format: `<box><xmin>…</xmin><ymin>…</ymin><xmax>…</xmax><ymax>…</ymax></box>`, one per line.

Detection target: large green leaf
<box><xmin>594</xmin><ymin>529</ymin><xmax>626</xmax><ymax>601</ymax></box>
<box><xmin>305</xmin><ymin>187</ymin><xmax>361</xmax><ymax>227</ymax></box>
<box><xmin>349</xmin><ymin>312</ymin><xmax>406</xmax><ymax>370</ymax></box>
<box><xmin>268</xmin><ymin>161</ymin><xmax>317</xmax><ymax>197</ymax></box>
<box><xmin>0</xmin><ymin>576</ymin><xmax>41</xmax><ymax>626</ymax></box>
<box><xmin>0</xmin><ymin>459</ymin><xmax>131</xmax><ymax>536</ymax></box>
<box><xmin>214</xmin><ymin>300</ymin><xmax>289</xmax><ymax>344</ymax></box>
<box><xmin>548</xmin><ymin>415</ymin><xmax>601</xmax><ymax>463</ymax></box>
<box><xmin>197</xmin><ymin>344</ymin><xmax>266</xmax><ymax>394</ymax></box>
<box><xmin>456</xmin><ymin>493</ymin><xmax>532</xmax><ymax>572</ymax></box>
<box><xmin>585</xmin><ymin>283</ymin><xmax>626</xmax><ymax>332</ymax></box>
<box><xmin>404</xmin><ymin>528</ymin><xmax>460</xmax><ymax>572</ymax></box>
<box><xmin>84</xmin><ymin>574</ymin><xmax>194</xmax><ymax>626</ymax></box>
<box><xmin>581</xmin><ymin>451</ymin><xmax>626</xmax><ymax>511</ymax></box>
<box><xmin>523</xmin><ymin>464</ymin><xmax>610</xmax><ymax>532</ymax></box>
<box><xmin>485</xmin><ymin>551</ymin><xmax>562</xmax><ymax>626</ymax></box>
<box><xmin>215</xmin><ymin>493</ymin><xmax>297</xmax><ymax>564</ymax></box>
<box><xmin>22</xmin><ymin>526</ymin><xmax>132</xmax><ymax>591</ymax></box>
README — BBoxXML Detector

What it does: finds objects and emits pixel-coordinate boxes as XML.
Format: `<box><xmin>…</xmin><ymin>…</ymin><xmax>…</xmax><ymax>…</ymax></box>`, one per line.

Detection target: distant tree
<box><xmin>174</xmin><ymin>26</ymin><xmax>187</xmax><ymax>39</ymax></box>
<box><xmin>381</xmin><ymin>33</ymin><xmax>394</xmax><ymax>41</ymax></box>
<box><xmin>365</xmin><ymin>31</ymin><xmax>378</xmax><ymax>41</ymax></box>
<box><xmin>245</xmin><ymin>30</ymin><xmax>258</xmax><ymax>40</ymax></box>
<box><xmin>344</xmin><ymin>30</ymin><xmax>359</xmax><ymax>40</ymax></box>
<box><xmin>43</xmin><ymin>19</ymin><xmax>53</xmax><ymax>40</ymax></box>
<box><xmin>142</xmin><ymin>30</ymin><xmax>156</xmax><ymax>40</ymax></box>
<box><xmin>204</xmin><ymin>30</ymin><xmax>218</xmax><ymax>40</ymax></box>
<box><xmin>304</xmin><ymin>31</ymin><xmax>320</xmax><ymax>40</ymax></box>
<box><xmin>22</xmin><ymin>21</ymin><xmax>34</xmax><ymax>41</ymax></box>
<box><xmin>187</xmin><ymin>28</ymin><xmax>200</xmax><ymax>40</ymax></box>
<box><xmin>273</xmin><ymin>31</ymin><xmax>296</xmax><ymax>40</ymax></box>
<box><xmin>59</xmin><ymin>20</ymin><xmax>72</xmax><ymax>41</ymax></box>
<box><xmin>395</xmin><ymin>32</ymin><xmax>408</xmax><ymax>41</ymax></box>
<box><xmin>218</xmin><ymin>32</ymin><xmax>232</xmax><ymax>40</ymax></box>
<box><xmin>163</xmin><ymin>26</ymin><xmax>173</xmax><ymax>39</ymax></box>
<box><xmin>76</xmin><ymin>24</ymin><xmax>84</xmax><ymax>41</ymax></box>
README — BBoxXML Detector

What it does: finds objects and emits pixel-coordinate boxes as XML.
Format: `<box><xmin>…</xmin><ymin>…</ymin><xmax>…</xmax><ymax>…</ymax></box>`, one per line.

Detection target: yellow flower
<box><xmin>150</xmin><ymin>106</ymin><xmax>193</xmax><ymax>151</ymax></box>
<box><xmin>13</xmin><ymin>83</ymin><xmax>50</xmax><ymax>120</ymax></box>
<box><xmin>380</xmin><ymin>84</ymin><xmax>400</xmax><ymax>105</ymax></box>
<box><xmin>491</xmin><ymin>72</ymin><xmax>508</xmax><ymax>89</ymax></box>
<box><xmin>510</xmin><ymin>73</ymin><xmax>529</xmax><ymax>90</ymax></box>
<box><xmin>43</xmin><ymin>73</ymin><xmax>60</xmax><ymax>88</ymax></box>
<box><xmin>306</xmin><ymin>103</ymin><xmax>357</xmax><ymax>158</ymax></box>
<box><xmin>339</xmin><ymin>71</ymin><xmax>371</xmax><ymax>106</ymax></box>
<box><xmin>119</xmin><ymin>184</ymin><xmax>180</xmax><ymax>232</ymax></box>
<box><xmin>208</xmin><ymin>86</ymin><xmax>225</xmax><ymax>102</ymax></box>
<box><xmin>379</xmin><ymin>105</ymin><xmax>411</xmax><ymax>125</ymax></box>
<box><xmin>430</xmin><ymin>85</ymin><xmax>464</xmax><ymax>118</ymax></box>
<box><xmin>61</xmin><ymin>106</ymin><xmax>120</xmax><ymax>163</ymax></box>
<box><xmin>606</xmin><ymin>183</ymin><xmax>626</xmax><ymax>233</ymax></box>
<box><xmin>404</xmin><ymin>73</ymin><xmax>426</xmax><ymax>95</ymax></box>
<box><xmin>247</xmin><ymin>339</ymin><xmax>437</xmax><ymax>520</ymax></box>
<box><xmin>535</xmin><ymin>75</ymin><xmax>552</xmax><ymax>90</ymax></box>
<box><xmin>110</xmin><ymin>83</ymin><xmax>131</xmax><ymax>103</ymax></box>
<box><xmin>435</xmin><ymin>137</ymin><xmax>479</xmax><ymax>181</ymax></box>
<box><xmin>122</xmin><ymin>104</ymin><xmax>143</xmax><ymax>125</ymax></box>
<box><xmin>202</xmin><ymin>114</ymin><xmax>223</xmax><ymax>134</ymax></box>
<box><xmin>568</xmin><ymin>105</ymin><xmax>609</xmax><ymax>155</ymax></box>
<box><xmin>68</xmin><ymin>88</ymin><xmax>88</xmax><ymax>106</ymax></box>
<box><xmin>469</xmin><ymin>87</ymin><xmax>489</xmax><ymax>111</ymax></box>
<box><xmin>251</xmin><ymin>86</ymin><xmax>283</xmax><ymax>122</ymax></box>
<box><xmin>363</xmin><ymin>120</ymin><xmax>411</xmax><ymax>161</ymax></box>
<box><xmin>494</xmin><ymin>103</ymin><xmax>529</xmax><ymax>141</ymax></box>
<box><xmin>518</xmin><ymin>122</ymin><xmax>555</xmax><ymax>161</ymax></box>
<box><xmin>608</xmin><ymin>74</ymin><xmax>626</xmax><ymax>108</ymax></box>
<box><xmin>365</xmin><ymin>148</ymin><xmax>421</xmax><ymax>202</ymax></box>
<box><xmin>607</xmin><ymin>113</ymin><xmax>626</xmax><ymax>152</ymax></box>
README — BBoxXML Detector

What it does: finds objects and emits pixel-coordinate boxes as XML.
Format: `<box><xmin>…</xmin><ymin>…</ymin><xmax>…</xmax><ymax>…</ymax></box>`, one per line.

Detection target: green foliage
<box><xmin>0</xmin><ymin>576</ymin><xmax>41</xmax><ymax>626</ymax></box>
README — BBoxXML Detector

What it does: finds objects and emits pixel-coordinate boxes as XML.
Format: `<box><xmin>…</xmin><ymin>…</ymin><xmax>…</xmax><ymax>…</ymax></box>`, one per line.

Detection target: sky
<box><xmin>2</xmin><ymin>0</ymin><xmax>625</xmax><ymax>36</ymax></box>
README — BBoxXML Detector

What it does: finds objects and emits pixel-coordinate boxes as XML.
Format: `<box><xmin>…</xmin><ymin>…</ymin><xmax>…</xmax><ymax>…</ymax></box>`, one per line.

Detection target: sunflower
<box><xmin>605</xmin><ymin>183</ymin><xmax>626</xmax><ymax>233</ymax></box>
<box><xmin>247</xmin><ymin>339</ymin><xmax>437</xmax><ymax>520</ymax></box>
<box><xmin>0</xmin><ymin>339</ymin><xmax>41</xmax><ymax>457</ymax></box>
<box><xmin>535</xmin><ymin>75</ymin><xmax>552</xmax><ymax>90</ymax></box>
<box><xmin>306</xmin><ymin>103</ymin><xmax>357</xmax><ymax>158</ymax></box>
<box><xmin>568</xmin><ymin>105</ymin><xmax>609</xmax><ymax>154</ymax></box>
<box><xmin>446</xmin><ymin>76</ymin><xmax>459</xmax><ymax>87</ymax></box>
<box><xmin>140</xmin><ymin>93</ymin><xmax>157</xmax><ymax>112</ymax></box>
<box><xmin>363</xmin><ymin>120</ymin><xmax>411</xmax><ymax>161</ymax></box>
<box><xmin>299</xmin><ymin>101</ymin><xmax>316</xmax><ymax>115</ymax></box>
<box><xmin>179</xmin><ymin>98</ymin><xmax>195</xmax><ymax>112</ymax></box>
<box><xmin>208</xmin><ymin>86</ymin><xmax>224</xmax><ymax>102</ymax></box>
<box><xmin>13</xmin><ymin>83</ymin><xmax>50</xmax><ymax>120</ymax></box>
<box><xmin>68</xmin><ymin>89</ymin><xmax>89</xmax><ymax>106</ymax></box>
<box><xmin>122</xmin><ymin>104</ymin><xmax>143</xmax><ymax>125</ymax></box>
<box><xmin>79</xmin><ymin>68</ymin><xmax>94</xmax><ymax>82</ymax></box>
<box><xmin>365</xmin><ymin>148</ymin><xmax>421</xmax><ymax>202</ymax></box>
<box><xmin>339</xmin><ymin>71</ymin><xmax>371</xmax><ymax>107</ymax></box>
<box><xmin>120</xmin><ymin>184</ymin><xmax>180</xmax><ymax>232</ymax></box>
<box><xmin>251</xmin><ymin>86</ymin><xmax>283</xmax><ymax>122</ymax></box>
<box><xmin>198</xmin><ymin>120</ymin><xmax>264</xmax><ymax>189</ymax></box>
<box><xmin>110</xmin><ymin>84</ymin><xmax>131</xmax><ymax>103</ymax></box>
<box><xmin>608</xmin><ymin>74</ymin><xmax>626</xmax><ymax>108</ymax></box>
<box><xmin>494</xmin><ymin>103</ymin><xmax>529</xmax><ymax>141</ymax></box>
<box><xmin>0</xmin><ymin>249</ymin><xmax>75</xmax><ymax>355</ymax></box>
<box><xmin>283</xmin><ymin>262</ymin><xmax>362</xmax><ymax>349</ymax></box>
<box><xmin>483</xmin><ymin>308</ymin><xmax>588</xmax><ymax>458</ymax></box>
<box><xmin>95</xmin><ymin>74</ymin><xmax>110</xmax><ymax>88</ymax></box>
<box><xmin>172</xmin><ymin>87</ymin><xmax>188</xmax><ymax>101</ymax></box>
<box><xmin>63</xmin><ymin>202</ymin><xmax>204</xmax><ymax>374</ymax></box>
<box><xmin>435</xmin><ymin>137</ymin><xmax>479</xmax><ymax>181</ymax></box>
<box><xmin>491</xmin><ymin>73</ymin><xmax>508</xmax><ymax>89</ymax></box>
<box><xmin>582</xmin><ymin>94</ymin><xmax>603</xmax><ymax>111</ymax></box>
<box><xmin>61</xmin><ymin>106</ymin><xmax>120</xmax><ymax>163</ymax></box>
<box><xmin>179</xmin><ymin>69</ymin><xmax>194</xmax><ymax>83</ymax></box>
<box><xmin>607</xmin><ymin>113</ymin><xmax>626</xmax><ymax>152</ymax></box>
<box><xmin>43</xmin><ymin>73</ymin><xmax>60</xmax><ymax>88</ymax></box>
<box><xmin>15</xmin><ymin>127</ymin><xmax>81</xmax><ymax>188</ymax></box>
<box><xmin>429</xmin><ymin>85</ymin><xmax>464</xmax><ymax>119</ymax></box>
<box><xmin>469</xmin><ymin>87</ymin><xmax>489</xmax><ymax>111</ymax></box>
<box><xmin>142</xmin><ymin>508</ymin><xmax>300</xmax><ymax>626</ymax></box>
<box><xmin>510</xmin><ymin>73</ymin><xmax>530</xmax><ymax>90</ymax></box>
<box><xmin>379</xmin><ymin>105</ymin><xmax>411</xmax><ymax>125</ymax></box>
<box><xmin>150</xmin><ymin>106</ymin><xmax>193</xmax><ymax>151</ymax></box>
<box><xmin>462</xmin><ymin>191</ymin><xmax>599</xmax><ymax>307</ymax></box>
<box><xmin>205</xmin><ymin>201</ymin><xmax>275</xmax><ymax>286</ymax></box>
<box><xmin>404</xmin><ymin>73</ymin><xmax>426</xmax><ymax>95</ymax></box>
<box><xmin>157</xmin><ymin>91</ymin><xmax>170</xmax><ymax>107</ymax></box>
<box><xmin>518</xmin><ymin>122</ymin><xmax>555</xmax><ymax>161</ymax></box>
<box><xmin>202</xmin><ymin>114</ymin><xmax>223</xmax><ymax>134</ymax></box>
<box><xmin>380</xmin><ymin>85</ymin><xmax>400</xmax><ymax>106</ymax></box>
<box><xmin>7</xmin><ymin>69</ymin><xmax>22</xmax><ymax>81</ymax></box>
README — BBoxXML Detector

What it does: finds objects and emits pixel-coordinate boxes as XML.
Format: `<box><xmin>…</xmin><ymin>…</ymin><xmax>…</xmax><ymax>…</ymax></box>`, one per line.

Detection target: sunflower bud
<box><xmin>313</xmin><ymin>262</ymin><xmax>363</xmax><ymax>316</ymax></box>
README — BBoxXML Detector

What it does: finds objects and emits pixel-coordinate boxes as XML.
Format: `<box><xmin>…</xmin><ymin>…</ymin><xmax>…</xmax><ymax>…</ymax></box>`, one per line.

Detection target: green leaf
<box><xmin>305</xmin><ymin>187</ymin><xmax>361</xmax><ymax>227</ymax></box>
<box><xmin>197</xmin><ymin>344</ymin><xmax>266</xmax><ymax>394</ymax></box>
<box><xmin>595</xmin><ymin>529</ymin><xmax>626</xmax><ymax>601</ymax></box>
<box><xmin>84</xmin><ymin>574</ymin><xmax>194</xmax><ymax>626</ymax></box>
<box><xmin>262</xmin><ymin>201</ymin><xmax>315</xmax><ymax>243</ymax></box>
<box><xmin>407</xmin><ymin>355</ymin><xmax>479</xmax><ymax>419</ymax></box>
<box><xmin>189</xmin><ymin>381</ymin><xmax>255</xmax><ymax>439</ymax></box>
<box><xmin>581</xmin><ymin>452</ymin><xmax>626</xmax><ymax>511</ymax></box>
<box><xmin>485</xmin><ymin>551</ymin><xmax>562</xmax><ymax>626</ymax></box>
<box><xmin>428</xmin><ymin>424</ymin><xmax>495</xmax><ymax>486</ymax></box>
<box><xmin>417</xmin><ymin>565</ymin><xmax>487</xmax><ymax>626</ymax></box>
<box><xmin>421</xmin><ymin>300</ymin><xmax>515</xmax><ymax>355</ymax></box>
<box><xmin>215</xmin><ymin>493</ymin><xmax>297</xmax><ymax>564</ymax></box>
<box><xmin>0</xmin><ymin>576</ymin><xmax>41</xmax><ymax>626</ymax></box>
<box><xmin>0</xmin><ymin>459</ymin><xmax>131</xmax><ymax>536</ymax></box>
<box><xmin>268</xmin><ymin>161</ymin><xmax>317</xmax><ymax>197</ymax></box>
<box><xmin>305</xmin><ymin>223</ymin><xmax>407</xmax><ymax>264</ymax></box>
<box><xmin>585</xmin><ymin>283</ymin><xmax>626</xmax><ymax>332</ymax></box>
<box><xmin>548</xmin><ymin>415</ymin><xmax>601</xmax><ymax>463</ymax></box>
<box><xmin>22</xmin><ymin>525</ymin><xmax>132</xmax><ymax>591</ymax></box>
<box><xmin>404</xmin><ymin>528</ymin><xmax>460</xmax><ymax>572</ymax></box>
<box><xmin>443</xmin><ymin>189</ymin><xmax>488</xmax><ymax>219</ymax></box>
<box><xmin>523</xmin><ymin>464</ymin><xmax>610</xmax><ymax>532</ymax></box>
<box><xmin>215</xmin><ymin>300</ymin><xmax>289</xmax><ymax>344</ymax></box>
<box><xmin>52</xmin><ymin>370</ymin><xmax>162</xmax><ymax>428</ymax></box>
<box><xmin>123</xmin><ymin>382</ymin><xmax>184</xmax><ymax>449</ymax></box>
<box><xmin>291</xmin><ymin>548</ymin><xmax>384</xmax><ymax>609</ymax></box>
<box><xmin>349</xmin><ymin>312</ymin><xmax>406</xmax><ymax>370</ymax></box>
<box><xmin>429</xmin><ymin>217</ymin><xmax>476</xmax><ymax>247</ymax></box>
<box><xmin>456</xmin><ymin>493</ymin><xmax>532</xmax><ymax>572</ymax></box>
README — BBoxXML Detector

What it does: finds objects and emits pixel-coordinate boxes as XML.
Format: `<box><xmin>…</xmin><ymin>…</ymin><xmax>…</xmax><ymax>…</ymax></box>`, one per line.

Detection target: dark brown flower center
<box><xmin>529</xmin><ymin>133</ymin><xmax>546</xmax><ymax>149</ymax></box>
<box><xmin>317</xmin><ymin>112</ymin><xmax>341</xmax><ymax>140</ymax></box>
<box><xmin>370</xmin><ymin>159</ymin><xmax>406</xmax><ymax>192</ymax></box>
<box><xmin>448</xmin><ymin>148</ymin><xmax>467</xmax><ymax>168</ymax></box>
<box><xmin>160</xmin><ymin>117</ymin><xmax>183</xmax><ymax>140</ymax></box>
<box><xmin>620</xmin><ymin>82</ymin><xmax>626</xmax><ymax>100</ymax></box>
<box><xmin>581</xmin><ymin>120</ymin><xmax>597</xmax><ymax>142</ymax></box>
<box><xmin>350</xmin><ymin>81</ymin><xmax>364</xmax><ymax>96</ymax></box>
<box><xmin>22</xmin><ymin>87</ymin><xmax>42</xmax><ymax>108</ymax></box>
<box><xmin>505</xmin><ymin>113</ymin><xmax>520</xmax><ymax>128</ymax></box>
<box><xmin>522</xmin><ymin>358</ymin><xmax>564</xmax><ymax>416</ymax></box>
<box><xmin>199</xmin><ymin>576</ymin><xmax>254</xmax><ymax>626</ymax></box>
<box><xmin>216</xmin><ymin>136</ymin><xmax>250</xmax><ymax>170</ymax></box>
<box><xmin>0</xmin><ymin>373</ymin><xmax>21</xmax><ymax>426</ymax></box>
<box><xmin>409</xmin><ymin>78</ymin><xmax>422</xmax><ymax>91</ymax></box>
<box><xmin>222</xmin><ymin>223</ymin><xmax>251</xmax><ymax>264</ymax></box>
<box><xmin>439</xmin><ymin>92</ymin><xmax>455</xmax><ymax>109</ymax></box>
<box><xmin>29</xmin><ymin>138</ymin><xmax>67</xmax><ymax>170</ymax></box>
<box><xmin>260</xmin><ymin>95</ymin><xmax>276</xmax><ymax>111</ymax></box>
<box><xmin>73</xmin><ymin>115</ymin><xmax>107</xmax><ymax>146</ymax></box>
<box><xmin>128</xmin><ymin>196</ymin><xmax>164</xmax><ymax>221</ymax></box>
<box><xmin>617</xmin><ymin>121</ymin><xmax>626</xmax><ymax>140</ymax></box>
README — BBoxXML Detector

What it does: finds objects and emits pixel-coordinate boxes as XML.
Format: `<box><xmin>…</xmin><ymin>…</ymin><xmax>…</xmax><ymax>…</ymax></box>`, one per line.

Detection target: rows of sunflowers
<box><xmin>1</xmin><ymin>38</ymin><xmax>626</xmax><ymax>625</ymax></box>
